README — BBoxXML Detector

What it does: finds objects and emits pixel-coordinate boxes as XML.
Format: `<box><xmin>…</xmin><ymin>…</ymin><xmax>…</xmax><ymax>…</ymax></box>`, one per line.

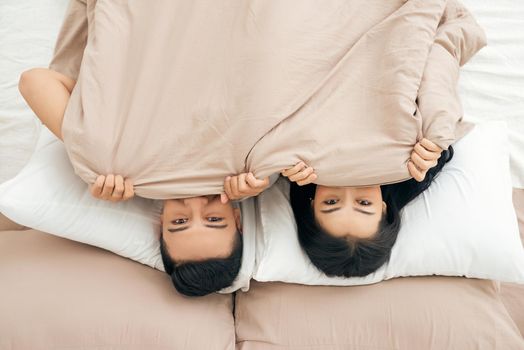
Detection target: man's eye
<box><xmin>323</xmin><ymin>199</ymin><xmax>339</xmax><ymax>205</ymax></box>
<box><xmin>174</xmin><ymin>218</ymin><xmax>188</xmax><ymax>225</ymax></box>
<box><xmin>207</xmin><ymin>217</ymin><xmax>223</xmax><ymax>222</ymax></box>
<box><xmin>358</xmin><ymin>200</ymin><xmax>372</xmax><ymax>206</ymax></box>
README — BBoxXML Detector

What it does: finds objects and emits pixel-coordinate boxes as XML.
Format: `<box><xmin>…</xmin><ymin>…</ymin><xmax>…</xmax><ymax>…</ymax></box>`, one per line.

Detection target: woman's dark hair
<box><xmin>290</xmin><ymin>146</ymin><xmax>454</xmax><ymax>278</ymax></box>
<box><xmin>160</xmin><ymin>231</ymin><xmax>243</xmax><ymax>297</ymax></box>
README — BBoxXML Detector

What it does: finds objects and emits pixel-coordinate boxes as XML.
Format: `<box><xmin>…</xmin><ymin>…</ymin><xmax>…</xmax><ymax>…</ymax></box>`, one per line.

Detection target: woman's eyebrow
<box><xmin>167</xmin><ymin>224</ymin><xmax>228</xmax><ymax>233</ymax></box>
<box><xmin>320</xmin><ymin>207</ymin><xmax>375</xmax><ymax>215</ymax></box>
<box><xmin>320</xmin><ymin>207</ymin><xmax>341</xmax><ymax>214</ymax></box>
<box><xmin>353</xmin><ymin>207</ymin><xmax>374</xmax><ymax>215</ymax></box>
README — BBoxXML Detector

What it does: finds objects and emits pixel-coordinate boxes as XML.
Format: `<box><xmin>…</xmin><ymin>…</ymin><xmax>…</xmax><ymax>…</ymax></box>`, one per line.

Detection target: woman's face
<box><xmin>161</xmin><ymin>195</ymin><xmax>241</xmax><ymax>262</ymax></box>
<box><xmin>313</xmin><ymin>186</ymin><xmax>385</xmax><ymax>239</ymax></box>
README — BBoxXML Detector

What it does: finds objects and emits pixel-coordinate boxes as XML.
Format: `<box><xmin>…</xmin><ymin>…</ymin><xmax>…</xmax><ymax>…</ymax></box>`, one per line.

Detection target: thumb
<box><xmin>220</xmin><ymin>192</ymin><xmax>229</xmax><ymax>204</ymax></box>
<box><xmin>246</xmin><ymin>173</ymin><xmax>267</xmax><ymax>188</ymax></box>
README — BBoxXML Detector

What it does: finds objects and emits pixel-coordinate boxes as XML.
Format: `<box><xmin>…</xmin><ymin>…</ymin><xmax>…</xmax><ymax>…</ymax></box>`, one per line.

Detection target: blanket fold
<box><xmin>49</xmin><ymin>0</ymin><xmax>89</xmax><ymax>81</ymax></box>
<box><xmin>417</xmin><ymin>0</ymin><xmax>487</xmax><ymax>149</ymax></box>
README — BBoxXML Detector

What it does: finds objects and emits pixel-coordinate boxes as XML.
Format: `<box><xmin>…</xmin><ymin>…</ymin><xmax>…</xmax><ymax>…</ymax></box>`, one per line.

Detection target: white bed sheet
<box><xmin>0</xmin><ymin>0</ymin><xmax>523</xmax><ymax>187</ymax></box>
<box><xmin>459</xmin><ymin>0</ymin><xmax>524</xmax><ymax>188</ymax></box>
<box><xmin>0</xmin><ymin>0</ymin><xmax>68</xmax><ymax>184</ymax></box>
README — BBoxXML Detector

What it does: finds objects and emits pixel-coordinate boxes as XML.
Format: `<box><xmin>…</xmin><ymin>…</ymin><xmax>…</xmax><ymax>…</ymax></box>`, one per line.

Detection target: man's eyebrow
<box><xmin>205</xmin><ymin>224</ymin><xmax>228</xmax><ymax>229</ymax></box>
<box><xmin>167</xmin><ymin>224</ymin><xmax>228</xmax><ymax>233</ymax></box>
<box><xmin>168</xmin><ymin>226</ymin><xmax>189</xmax><ymax>233</ymax></box>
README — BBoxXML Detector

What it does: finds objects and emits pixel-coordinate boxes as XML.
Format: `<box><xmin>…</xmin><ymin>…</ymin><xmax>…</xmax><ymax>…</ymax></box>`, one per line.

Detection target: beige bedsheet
<box><xmin>50</xmin><ymin>0</ymin><xmax>485</xmax><ymax>199</ymax></box>
<box><xmin>0</xmin><ymin>228</ymin><xmax>235</xmax><ymax>350</ymax></box>
<box><xmin>235</xmin><ymin>278</ymin><xmax>524</xmax><ymax>349</ymax></box>
<box><xmin>500</xmin><ymin>188</ymin><xmax>524</xmax><ymax>337</ymax></box>
<box><xmin>0</xmin><ymin>213</ymin><xmax>25</xmax><ymax>231</ymax></box>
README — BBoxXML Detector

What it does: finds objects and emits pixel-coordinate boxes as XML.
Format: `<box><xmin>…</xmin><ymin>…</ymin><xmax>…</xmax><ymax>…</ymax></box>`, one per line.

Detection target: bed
<box><xmin>1</xmin><ymin>205</ymin><xmax>523</xmax><ymax>349</ymax></box>
<box><xmin>1</xmin><ymin>0</ymin><xmax>523</xmax><ymax>348</ymax></box>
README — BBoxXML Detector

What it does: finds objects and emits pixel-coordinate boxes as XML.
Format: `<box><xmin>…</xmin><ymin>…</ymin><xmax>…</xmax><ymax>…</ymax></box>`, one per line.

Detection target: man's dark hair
<box><xmin>160</xmin><ymin>231</ymin><xmax>243</xmax><ymax>297</ymax></box>
<box><xmin>290</xmin><ymin>146</ymin><xmax>454</xmax><ymax>278</ymax></box>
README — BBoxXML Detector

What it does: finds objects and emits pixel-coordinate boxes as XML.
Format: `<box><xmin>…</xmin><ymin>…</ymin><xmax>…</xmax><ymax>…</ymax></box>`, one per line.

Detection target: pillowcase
<box><xmin>253</xmin><ymin>121</ymin><xmax>524</xmax><ymax>285</ymax></box>
<box><xmin>0</xmin><ymin>127</ymin><xmax>256</xmax><ymax>293</ymax></box>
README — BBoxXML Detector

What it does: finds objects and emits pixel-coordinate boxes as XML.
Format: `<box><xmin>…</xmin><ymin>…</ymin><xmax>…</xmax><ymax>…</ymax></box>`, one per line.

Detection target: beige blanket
<box><xmin>50</xmin><ymin>0</ymin><xmax>486</xmax><ymax>199</ymax></box>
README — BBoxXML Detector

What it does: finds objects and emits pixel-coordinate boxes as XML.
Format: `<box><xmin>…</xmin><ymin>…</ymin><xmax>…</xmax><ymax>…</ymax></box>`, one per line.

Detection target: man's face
<box><xmin>161</xmin><ymin>195</ymin><xmax>241</xmax><ymax>262</ymax></box>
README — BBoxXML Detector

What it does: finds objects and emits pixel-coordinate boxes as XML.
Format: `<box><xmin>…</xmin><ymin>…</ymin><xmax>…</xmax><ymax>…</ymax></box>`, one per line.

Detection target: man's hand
<box><xmin>281</xmin><ymin>161</ymin><xmax>317</xmax><ymax>186</ymax></box>
<box><xmin>408</xmin><ymin>138</ymin><xmax>443</xmax><ymax>182</ymax></box>
<box><xmin>220</xmin><ymin>173</ymin><xmax>270</xmax><ymax>203</ymax></box>
<box><xmin>90</xmin><ymin>174</ymin><xmax>134</xmax><ymax>202</ymax></box>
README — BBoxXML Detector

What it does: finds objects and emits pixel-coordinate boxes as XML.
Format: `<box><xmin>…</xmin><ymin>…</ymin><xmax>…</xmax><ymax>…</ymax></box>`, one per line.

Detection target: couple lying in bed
<box><xmin>19</xmin><ymin>68</ymin><xmax>449</xmax><ymax>296</ymax></box>
<box><xmin>18</xmin><ymin>0</ymin><xmax>485</xmax><ymax>297</ymax></box>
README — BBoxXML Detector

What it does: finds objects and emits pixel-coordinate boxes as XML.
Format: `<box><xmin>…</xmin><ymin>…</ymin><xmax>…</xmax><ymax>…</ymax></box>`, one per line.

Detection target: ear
<box><xmin>233</xmin><ymin>207</ymin><xmax>242</xmax><ymax>233</ymax></box>
<box><xmin>382</xmin><ymin>201</ymin><xmax>387</xmax><ymax>213</ymax></box>
<box><xmin>159</xmin><ymin>213</ymin><xmax>165</xmax><ymax>239</ymax></box>
<box><xmin>160</xmin><ymin>200</ymin><xmax>166</xmax><ymax>224</ymax></box>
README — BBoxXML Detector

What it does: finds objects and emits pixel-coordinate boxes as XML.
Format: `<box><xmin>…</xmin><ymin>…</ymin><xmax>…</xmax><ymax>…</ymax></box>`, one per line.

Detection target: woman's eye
<box><xmin>358</xmin><ymin>200</ymin><xmax>372</xmax><ymax>206</ymax></box>
<box><xmin>323</xmin><ymin>199</ymin><xmax>339</xmax><ymax>205</ymax></box>
<box><xmin>207</xmin><ymin>217</ymin><xmax>223</xmax><ymax>222</ymax></box>
<box><xmin>174</xmin><ymin>218</ymin><xmax>188</xmax><ymax>225</ymax></box>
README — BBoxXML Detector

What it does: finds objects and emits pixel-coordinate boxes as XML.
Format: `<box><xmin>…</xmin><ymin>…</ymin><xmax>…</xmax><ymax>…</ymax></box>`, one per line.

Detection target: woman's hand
<box><xmin>281</xmin><ymin>161</ymin><xmax>317</xmax><ymax>186</ymax></box>
<box><xmin>220</xmin><ymin>173</ymin><xmax>270</xmax><ymax>203</ymax></box>
<box><xmin>90</xmin><ymin>174</ymin><xmax>134</xmax><ymax>202</ymax></box>
<box><xmin>408</xmin><ymin>138</ymin><xmax>443</xmax><ymax>182</ymax></box>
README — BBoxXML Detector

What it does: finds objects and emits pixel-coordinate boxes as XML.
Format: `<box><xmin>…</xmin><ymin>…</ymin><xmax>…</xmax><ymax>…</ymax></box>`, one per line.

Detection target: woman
<box><xmin>283</xmin><ymin>139</ymin><xmax>452</xmax><ymax>277</ymax></box>
<box><xmin>264</xmin><ymin>0</ymin><xmax>486</xmax><ymax>279</ymax></box>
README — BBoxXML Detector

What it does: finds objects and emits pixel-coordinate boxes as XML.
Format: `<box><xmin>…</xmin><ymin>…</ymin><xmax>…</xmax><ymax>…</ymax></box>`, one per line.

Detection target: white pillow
<box><xmin>253</xmin><ymin>121</ymin><xmax>524</xmax><ymax>285</ymax></box>
<box><xmin>0</xmin><ymin>127</ymin><xmax>256</xmax><ymax>293</ymax></box>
